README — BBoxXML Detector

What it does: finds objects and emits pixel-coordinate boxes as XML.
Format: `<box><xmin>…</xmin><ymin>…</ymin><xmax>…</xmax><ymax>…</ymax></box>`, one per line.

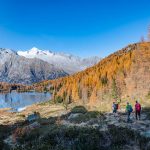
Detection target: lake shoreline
<box><xmin>0</xmin><ymin>91</ymin><xmax>51</xmax><ymax>112</ymax></box>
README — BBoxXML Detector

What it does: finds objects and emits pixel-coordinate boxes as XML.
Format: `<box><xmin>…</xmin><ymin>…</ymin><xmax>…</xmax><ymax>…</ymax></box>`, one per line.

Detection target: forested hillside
<box><xmin>34</xmin><ymin>42</ymin><xmax>150</xmax><ymax>109</ymax></box>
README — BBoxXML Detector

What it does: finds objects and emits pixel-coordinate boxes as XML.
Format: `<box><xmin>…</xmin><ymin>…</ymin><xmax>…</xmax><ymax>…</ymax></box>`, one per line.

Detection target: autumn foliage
<box><xmin>35</xmin><ymin>42</ymin><xmax>150</xmax><ymax>106</ymax></box>
<box><xmin>0</xmin><ymin>82</ymin><xmax>32</xmax><ymax>93</ymax></box>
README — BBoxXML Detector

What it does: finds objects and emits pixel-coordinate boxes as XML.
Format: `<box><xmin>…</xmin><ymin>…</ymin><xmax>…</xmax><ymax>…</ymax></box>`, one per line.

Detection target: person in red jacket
<box><xmin>135</xmin><ymin>101</ymin><xmax>141</xmax><ymax>120</ymax></box>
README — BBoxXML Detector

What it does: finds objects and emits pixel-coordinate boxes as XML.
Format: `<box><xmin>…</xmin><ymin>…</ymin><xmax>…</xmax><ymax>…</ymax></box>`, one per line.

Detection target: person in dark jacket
<box><xmin>112</xmin><ymin>102</ymin><xmax>117</xmax><ymax>113</ymax></box>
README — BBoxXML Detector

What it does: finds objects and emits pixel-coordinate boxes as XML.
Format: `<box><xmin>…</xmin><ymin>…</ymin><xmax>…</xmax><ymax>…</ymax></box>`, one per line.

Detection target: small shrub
<box><xmin>86</xmin><ymin>111</ymin><xmax>102</xmax><ymax>118</ymax></box>
<box><xmin>55</xmin><ymin>96</ymin><xmax>63</xmax><ymax>103</ymax></box>
<box><xmin>69</xmin><ymin>111</ymin><xmax>104</xmax><ymax>123</ymax></box>
<box><xmin>146</xmin><ymin>91</ymin><xmax>150</xmax><ymax>99</ymax></box>
<box><xmin>17</xmin><ymin>114</ymin><xmax>26</xmax><ymax>118</ymax></box>
<box><xmin>71</xmin><ymin>106</ymin><xmax>87</xmax><ymax>114</ymax></box>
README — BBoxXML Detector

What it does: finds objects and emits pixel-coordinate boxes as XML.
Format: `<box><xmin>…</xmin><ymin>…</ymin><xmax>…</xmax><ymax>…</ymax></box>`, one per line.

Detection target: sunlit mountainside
<box><xmin>34</xmin><ymin>42</ymin><xmax>150</xmax><ymax>110</ymax></box>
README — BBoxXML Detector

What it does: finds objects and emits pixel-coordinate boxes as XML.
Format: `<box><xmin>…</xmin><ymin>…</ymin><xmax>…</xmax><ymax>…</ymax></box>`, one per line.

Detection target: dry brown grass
<box><xmin>0</xmin><ymin>103</ymin><xmax>66</xmax><ymax>125</ymax></box>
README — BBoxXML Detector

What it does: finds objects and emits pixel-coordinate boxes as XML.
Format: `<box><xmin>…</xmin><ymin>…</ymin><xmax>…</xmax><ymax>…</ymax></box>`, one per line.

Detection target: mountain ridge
<box><xmin>0</xmin><ymin>48</ymin><xmax>68</xmax><ymax>84</ymax></box>
<box><xmin>17</xmin><ymin>47</ymin><xmax>101</xmax><ymax>74</ymax></box>
<box><xmin>0</xmin><ymin>47</ymin><xmax>100</xmax><ymax>84</ymax></box>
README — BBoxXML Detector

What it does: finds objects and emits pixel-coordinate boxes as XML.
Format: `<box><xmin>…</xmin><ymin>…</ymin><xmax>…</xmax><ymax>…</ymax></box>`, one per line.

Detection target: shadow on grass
<box><xmin>140</xmin><ymin>107</ymin><xmax>150</xmax><ymax>119</ymax></box>
<box><xmin>0</xmin><ymin>120</ymin><xmax>28</xmax><ymax>150</ymax></box>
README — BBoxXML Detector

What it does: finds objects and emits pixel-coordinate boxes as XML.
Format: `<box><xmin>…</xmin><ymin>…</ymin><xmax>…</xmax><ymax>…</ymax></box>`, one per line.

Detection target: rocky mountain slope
<box><xmin>18</xmin><ymin>47</ymin><xmax>100</xmax><ymax>74</ymax></box>
<box><xmin>38</xmin><ymin>42</ymin><xmax>150</xmax><ymax>108</ymax></box>
<box><xmin>0</xmin><ymin>48</ymin><xmax>67</xmax><ymax>84</ymax></box>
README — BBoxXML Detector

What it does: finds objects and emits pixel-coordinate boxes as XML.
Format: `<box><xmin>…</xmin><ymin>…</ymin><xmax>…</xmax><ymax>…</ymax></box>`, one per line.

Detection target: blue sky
<box><xmin>0</xmin><ymin>0</ymin><xmax>150</xmax><ymax>58</ymax></box>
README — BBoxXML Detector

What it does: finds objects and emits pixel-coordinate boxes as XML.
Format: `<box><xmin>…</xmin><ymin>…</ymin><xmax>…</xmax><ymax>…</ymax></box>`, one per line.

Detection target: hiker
<box><xmin>112</xmin><ymin>102</ymin><xmax>117</xmax><ymax>113</ymax></box>
<box><xmin>117</xmin><ymin>99</ymin><xmax>121</xmax><ymax>110</ymax></box>
<box><xmin>126</xmin><ymin>102</ymin><xmax>133</xmax><ymax>122</ymax></box>
<box><xmin>135</xmin><ymin>101</ymin><xmax>141</xmax><ymax>120</ymax></box>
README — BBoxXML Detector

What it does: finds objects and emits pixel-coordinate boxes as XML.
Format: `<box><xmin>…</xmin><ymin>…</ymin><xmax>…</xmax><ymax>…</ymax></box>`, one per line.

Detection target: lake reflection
<box><xmin>0</xmin><ymin>91</ymin><xmax>51</xmax><ymax>111</ymax></box>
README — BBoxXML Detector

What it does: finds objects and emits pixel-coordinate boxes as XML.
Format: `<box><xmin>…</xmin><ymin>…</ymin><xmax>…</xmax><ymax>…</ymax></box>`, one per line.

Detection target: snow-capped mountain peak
<box><xmin>18</xmin><ymin>47</ymin><xmax>54</xmax><ymax>57</ymax></box>
<box><xmin>17</xmin><ymin>47</ymin><xmax>101</xmax><ymax>74</ymax></box>
<box><xmin>28</xmin><ymin>47</ymin><xmax>42</xmax><ymax>54</ymax></box>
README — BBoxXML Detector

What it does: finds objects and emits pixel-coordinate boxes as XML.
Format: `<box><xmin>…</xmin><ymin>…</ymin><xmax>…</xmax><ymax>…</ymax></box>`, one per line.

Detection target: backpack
<box><xmin>129</xmin><ymin>105</ymin><xmax>133</xmax><ymax>112</ymax></box>
<box><xmin>136</xmin><ymin>103</ymin><xmax>141</xmax><ymax>111</ymax></box>
<box><xmin>116</xmin><ymin>104</ymin><xmax>118</xmax><ymax>110</ymax></box>
<box><xmin>113</xmin><ymin>104</ymin><xmax>116</xmax><ymax>110</ymax></box>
